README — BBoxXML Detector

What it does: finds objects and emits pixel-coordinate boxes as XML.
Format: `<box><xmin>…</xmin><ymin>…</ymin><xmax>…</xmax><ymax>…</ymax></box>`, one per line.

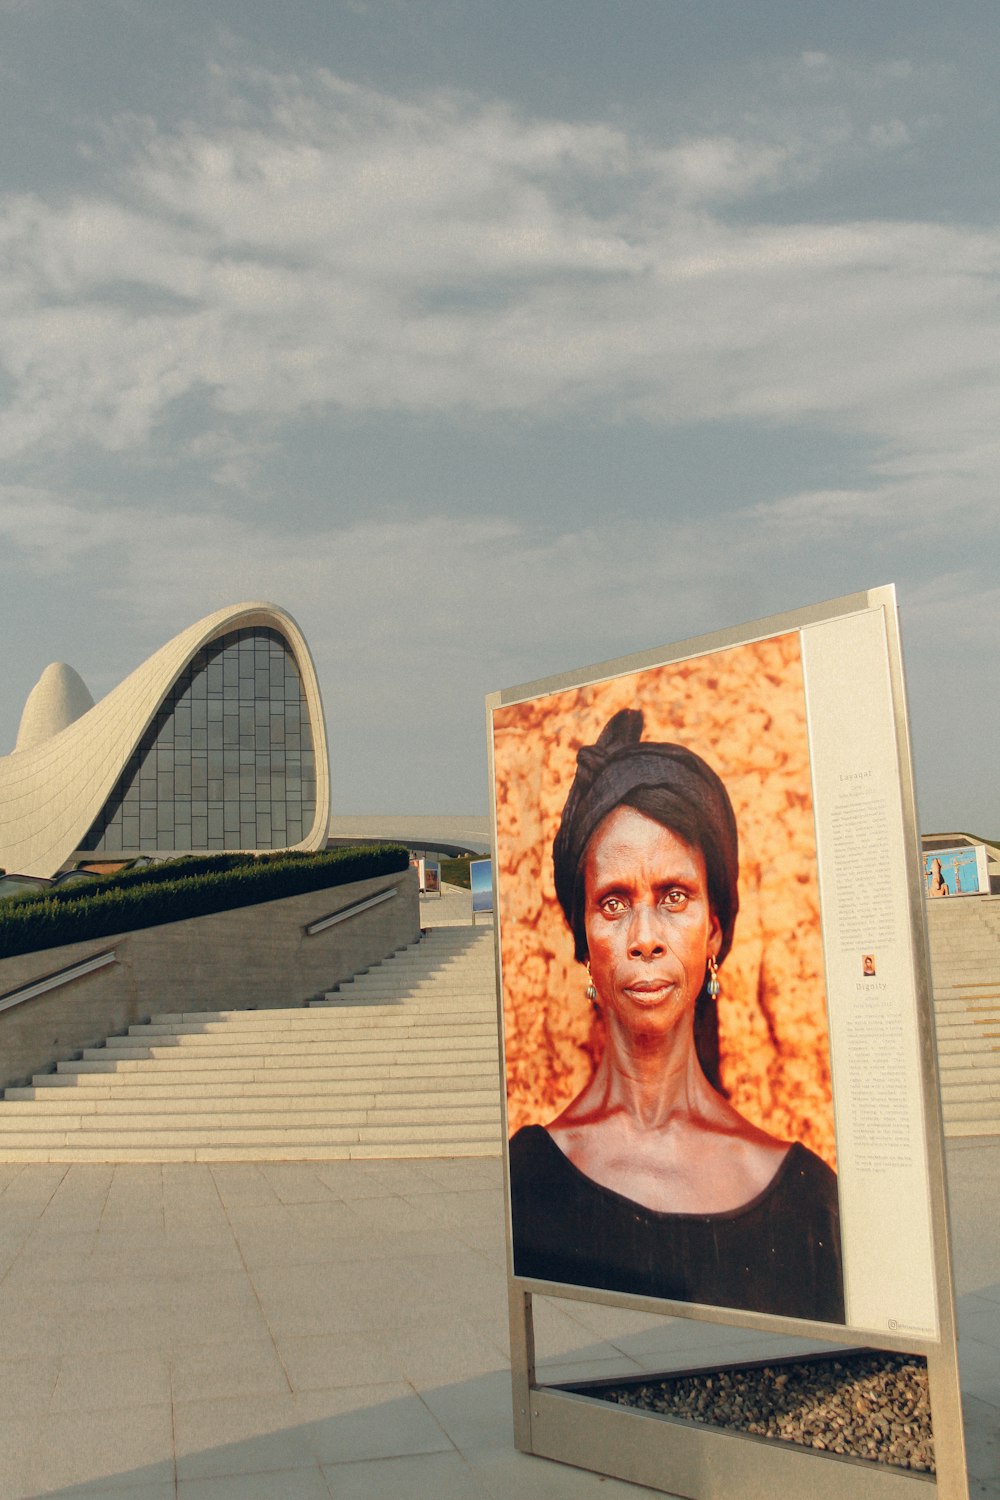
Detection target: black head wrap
<box><xmin>552</xmin><ymin>708</ymin><xmax>740</xmax><ymax>967</ymax></box>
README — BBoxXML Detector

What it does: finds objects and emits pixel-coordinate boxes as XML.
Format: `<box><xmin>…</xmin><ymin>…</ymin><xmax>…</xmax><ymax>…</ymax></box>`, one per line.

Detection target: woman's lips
<box><xmin>622</xmin><ymin>978</ymin><xmax>675</xmax><ymax>1002</ymax></box>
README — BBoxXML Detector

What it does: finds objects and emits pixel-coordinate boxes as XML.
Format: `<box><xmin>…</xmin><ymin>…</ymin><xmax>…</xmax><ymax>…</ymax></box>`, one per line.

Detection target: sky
<box><xmin>0</xmin><ymin>0</ymin><xmax>997</xmax><ymax>834</ymax></box>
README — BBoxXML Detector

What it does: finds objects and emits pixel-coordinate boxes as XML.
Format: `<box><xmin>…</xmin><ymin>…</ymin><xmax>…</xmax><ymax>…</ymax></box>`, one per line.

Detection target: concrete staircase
<box><xmin>0</xmin><ymin>926</ymin><xmax>501</xmax><ymax>1162</ymax></box>
<box><xmin>3</xmin><ymin>890</ymin><xmax>994</xmax><ymax>1162</ymax></box>
<box><xmin>927</xmin><ymin>895</ymin><xmax>1000</xmax><ymax>1137</ymax></box>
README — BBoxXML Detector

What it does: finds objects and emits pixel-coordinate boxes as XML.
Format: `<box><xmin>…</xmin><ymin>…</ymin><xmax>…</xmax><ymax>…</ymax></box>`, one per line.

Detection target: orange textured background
<box><xmin>492</xmin><ymin>630</ymin><xmax>837</xmax><ymax>1170</ymax></box>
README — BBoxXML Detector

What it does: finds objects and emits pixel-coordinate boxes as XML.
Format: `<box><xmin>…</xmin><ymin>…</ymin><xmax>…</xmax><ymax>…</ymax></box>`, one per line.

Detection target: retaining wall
<box><xmin>0</xmin><ymin>868</ymin><xmax>420</xmax><ymax>1090</ymax></box>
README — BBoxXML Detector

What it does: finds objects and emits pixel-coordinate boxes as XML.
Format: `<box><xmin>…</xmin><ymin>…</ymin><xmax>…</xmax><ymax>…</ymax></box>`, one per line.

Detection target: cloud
<box><xmin>0</xmin><ymin>53</ymin><xmax>996</xmax><ymax>590</ymax></box>
<box><xmin>0</xmin><ymin>61</ymin><xmax>991</xmax><ymax>454</ymax></box>
<box><xmin>0</xmin><ymin>478</ymin><xmax>733</xmax><ymax>702</ymax></box>
<box><xmin>1</xmin><ymin>469</ymin><xmax>993</xmax><ymax>821</ymax></box>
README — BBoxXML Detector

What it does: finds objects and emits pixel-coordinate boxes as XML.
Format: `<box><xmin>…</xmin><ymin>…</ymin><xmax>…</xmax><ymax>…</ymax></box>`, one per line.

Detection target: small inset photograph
<box><xmin>862</xmin><ymin>954</ymin><xmax>876</xmax><ymax>977</ymax></box>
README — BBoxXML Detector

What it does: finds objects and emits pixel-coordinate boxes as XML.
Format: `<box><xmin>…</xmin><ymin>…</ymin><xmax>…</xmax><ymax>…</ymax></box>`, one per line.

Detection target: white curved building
<box><xmin>0</xmin><ymin>603</ymin><xmax>331</xmax><ymax>878</ymax></box>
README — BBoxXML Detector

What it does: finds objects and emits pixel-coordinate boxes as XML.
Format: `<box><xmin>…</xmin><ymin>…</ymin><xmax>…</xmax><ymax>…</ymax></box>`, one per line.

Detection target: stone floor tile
<box><xmin>957</xmin><ymin>1333</ymin><xmax>1000</xmax><ymax>1407</ymax></box>
<box><xmin>228</xmin><ymin>1227</ymin><xmax>332</xmax><ymax>1272</ymax></box>
<box><xmin>275</xmin><ymin>1331</ymin><xmax>406</xmax><ymax>1392</ymax></box>
<box><xmin>959</xmin><ymin>1293</ymin><xmax>1000</xmax><ymax>1346</ymax></box>
<box><xmin>50</xmin><ymin>1347</ymin><xmax>171</xmax><ymax>1413</ymax></box>
<box><xmin>32</xmin><ymin>1483</ymin><xmax>176</xmax><ymax>1500</ymax></box>
<box><xmin>350</xmin><ymin>1226</ymin><xmax>470</xmax><ymax>1262</ymax></box>
<box><xmin>0</xmin><ymin>1414</ymin><xmax>39</xmax><ymax>1500</ymax></box>
<box><xmin>0</xmin><ymin>1289</ymin><xmax>76</xmax><ymax>1353</ymax></box>
<box><xmin>27</xmin><ymin>1403</ymin><xmax>175</xmax><ymax>1494</ymax></box>
<box><xmin>404</xmin><ymin>1249</ymin><xmax>502</xmax><ymax>1298</ymax></box>
<box><xmin>312</xmin><ymin>1160</ymin><xmax>437</xmax><ymax>1200</ymax></box>
<box><xmin>405</xmin><ymin>1189</ymin><xmax>503</xmax><ymax>1229</ymax></box>
<box><xmin>170</xmin><ymin>1338</ymin><xmax>291</xmax><ymax>1403</ymax></box>
<box><xmin>0</xmin><ymin>1354</ymin><xmax>60</xmax><ymax>1415</ymax></box>
<box><xmin>383</xmin><ymin>1319</ymin><xmax>511</xmax><ymax>1389</ymax></box>
<box><xmin>88</xmin><ymin>1242</ymin><xmax>244</xmax><ymax>1281</ymax></box>
<box><xmin>416</xmin><ymin>1371</ymin><xmax>516</xmax><ymax>1454</ymax></box>
<box><xmin>215</xmin><ymin>1200</ymin><xmax>293</xmax><ymax>1234</ymax></box>
<box><xmin>411</xmin><ymin>1157</ymin><xmax>502</xmax><ymax>1188</ymax></box>
<box><xmin>71</xmin><ymin>1292</ymin><xmax>269</xmax><ymax>1355</ymax></box>
<box><xmin>342</xmin><ymin>1194</ymin><xmax>437</xmax><ymax>1234</ymax></box>
<box><xmin>321</xmin><ymin>1449</ymin><xmax>491</xmax><ymax>1500</ymax></box>
<box><xmin>208</xmin><ymin>1165</ymin><xmax>280</xmax><ymax>1206</ymax></box>
<box><xmin>448</xmin><ymin>1216</ymin><xmax>508</xmax><ymax>1264</ymax></box>
<box><xmin>177</xmin><ymin>1465</ymin><xmax>332</xmax><ymax>1499</ymax></box>
<box><xmin>173</xmin><ymin>1391</ymin><xmax>315</xmax><ymax>1480</ymax></box>
<box><xmin>3</xmin><ymin>1228</ymin><xmax>97</xmax><ymax>1283</ymax></box>
<box><xmin>962</xmin><ymin>1391</ymin><xmax>1000</xmax><ymax>1488</ymax></box>
<box><xmin>294</xmin><ymin>1384</ymin><xmax>455</xmax><ymax>1466</ymax></box>
<box><xmin>257</xmin><ymin>1164</ymin><xmax>339</xmax><ymax>1204</ymax></box>
<box><xmin>286</xmin><ymin>1198</ymin><xmax>368</xmax><ymax>1233</ymax></box>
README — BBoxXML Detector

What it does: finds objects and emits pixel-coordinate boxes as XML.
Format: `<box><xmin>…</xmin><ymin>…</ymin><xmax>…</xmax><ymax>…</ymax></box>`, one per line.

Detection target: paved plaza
<box><xmin>0</xmin><ymin>891</ymin><xmax>996</xmax><ymax>1497</ymax></box>
<box><xmin>0</xmin><ymin>1139</ymin><xmax>995</xmax><ymax>1499</ymax></box>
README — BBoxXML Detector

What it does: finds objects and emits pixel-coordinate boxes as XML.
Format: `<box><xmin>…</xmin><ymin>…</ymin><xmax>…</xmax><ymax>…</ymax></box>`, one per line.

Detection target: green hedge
<box><xmin>0</xmin><ymin>846</ymin><xmax>410</xmax><ymax>961</ymax></box>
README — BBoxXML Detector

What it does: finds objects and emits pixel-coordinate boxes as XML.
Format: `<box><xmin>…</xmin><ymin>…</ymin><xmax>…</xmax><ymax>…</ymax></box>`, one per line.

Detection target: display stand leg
<box><xmin>926</xmin><ymin>1341</ymin><xmax>969</xmax><ymax>1499</ymax></box>
<box><xmin>509</xmin><ymin>1285</ymin><xmax>535</xmax><ymax>1452</ymax></box>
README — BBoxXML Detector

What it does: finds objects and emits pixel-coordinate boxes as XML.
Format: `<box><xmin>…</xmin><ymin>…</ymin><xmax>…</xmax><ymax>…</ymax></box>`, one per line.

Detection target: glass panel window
<box><xmin>78</xmin><ymin>627</ymin><xmax>319</xmax><ymax>855</ymax></box>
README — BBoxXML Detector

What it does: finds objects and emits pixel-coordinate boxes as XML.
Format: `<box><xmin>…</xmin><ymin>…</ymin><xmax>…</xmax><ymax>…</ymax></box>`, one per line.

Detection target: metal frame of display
<box><xmin>487</xmin><ymin>586</ymin><xmax>968</xmax><ymax>1500</ymax></box>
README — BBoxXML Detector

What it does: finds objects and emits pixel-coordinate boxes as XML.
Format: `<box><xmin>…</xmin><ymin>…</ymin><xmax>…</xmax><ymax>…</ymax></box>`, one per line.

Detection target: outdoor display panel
<box><xmin>487</xmin><ymin>587</ymin><xmax>967</xmax><ymax>1499</ymax></box>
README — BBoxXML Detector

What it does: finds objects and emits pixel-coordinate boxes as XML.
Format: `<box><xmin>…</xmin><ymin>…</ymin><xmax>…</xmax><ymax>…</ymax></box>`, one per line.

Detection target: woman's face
<box><xmin>582</xmin><ymin>805</ymin><xmax>721</xmax><ymax>1031</ymax></box>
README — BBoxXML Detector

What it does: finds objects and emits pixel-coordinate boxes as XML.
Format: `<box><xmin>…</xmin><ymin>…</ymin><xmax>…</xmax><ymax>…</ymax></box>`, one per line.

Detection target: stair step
<box><xmin>0</xmin><ymin>1105</ymin><xmax>502</xmax><ymax>1134</ymax></box>
<box><xmin>100</xmin><ymin>1025</ymin><xmax>498</xmax><ymax>1053</ymax></box>
<box><xmin>0</xmin><ymin>1142</ymin><xmax>501</xmax><ymax>1164</ymax></box>
<box><xmin>13</xmin><ymin>1071</ymin><xmax>497</xmax><ymax>1099</ymax></box>
<box><xmin>0</xmin><ymin>1089</ymin><xmax>497</xmax><ymax>1116</ymax></box>
<box><xmin>941</xmin><ymin>1101</ymin><xmax>1000</xmax><ymax>1123</ymax></box>
<box><xmin>939</xmin><ymin>1084</ymin><xmax>1000</xmax><ymax>1103</ymax></box>
<box><xmin>65</xmin><ymin>1036</ymin><xmax>497</xmax><ymax>1069</ymax></box>
<box><xmin>141</xmin><ymin>1010</ymin><xmax>498</xmax><ymax>1031</ymax></box>
<box><xmin>0</xmin><ymin>1122</ymin><xmax>501</xmax><ymax>1150</ymax></box>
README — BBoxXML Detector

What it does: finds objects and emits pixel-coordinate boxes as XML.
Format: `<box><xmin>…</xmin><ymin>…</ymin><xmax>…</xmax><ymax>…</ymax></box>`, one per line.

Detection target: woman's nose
<box><xmin>627</xmin><ymin>905</ymin><xmax>665</xmax><ymax>957</ymax></box>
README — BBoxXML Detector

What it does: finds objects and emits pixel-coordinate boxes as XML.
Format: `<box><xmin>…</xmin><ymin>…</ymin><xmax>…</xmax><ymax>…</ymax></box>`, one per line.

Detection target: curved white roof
<box><xmin>16</xmin><ymin>663</ymin><xmax>95</xmax><ymax>753</ymax></box>
<box><xmin>0</xmin><ymin>602</ymin><xmax>331</xmax><ymax>878</ymax></box>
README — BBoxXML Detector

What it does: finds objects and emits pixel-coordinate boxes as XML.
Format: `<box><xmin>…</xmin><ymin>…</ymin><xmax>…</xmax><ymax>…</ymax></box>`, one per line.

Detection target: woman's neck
<box><xmin>575</xmin><ymin>1015</ymin><xmax>719</xmax><ymax>1132</ymax></box>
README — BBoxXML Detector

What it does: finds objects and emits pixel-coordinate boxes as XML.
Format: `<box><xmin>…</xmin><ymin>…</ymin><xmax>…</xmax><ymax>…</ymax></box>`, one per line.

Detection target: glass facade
<box><xmin>79</xmin><ymin>628</ymin><xmax>317</xmax><ymax>854</ymax></box>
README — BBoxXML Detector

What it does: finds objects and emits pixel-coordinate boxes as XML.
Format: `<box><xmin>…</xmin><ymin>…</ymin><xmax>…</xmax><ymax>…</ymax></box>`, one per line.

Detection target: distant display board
<box><xmin>924</xmin><ymin>844</ymin><xmax>990</xmax><ymax>898</ymax></box>
<box><xmin>410</xmin><ymin>857</ymin><xmax>442</xmax><ymax>896</ymax></box>
<box><xmin>470</xmin><ymin>858</ymin><xmax>493</xmax><ymax>914</ymax></box>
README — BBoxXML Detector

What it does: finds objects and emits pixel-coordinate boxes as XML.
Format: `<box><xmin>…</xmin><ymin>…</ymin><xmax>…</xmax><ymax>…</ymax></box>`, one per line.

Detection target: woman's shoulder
<box><xmin>785</xmin><ymin>1140</ymin><xmax>837</xmax><ymax>1178</ymax></box>
<box><xmin>776</xmin><ymin>1141</ymin><xmax>839</xmax><ymax>1209</ymax></box>
<box><xmin>509</xmin><ymin>1124</ymin><xmax>555</xmax><ymax>1167</ymax></box>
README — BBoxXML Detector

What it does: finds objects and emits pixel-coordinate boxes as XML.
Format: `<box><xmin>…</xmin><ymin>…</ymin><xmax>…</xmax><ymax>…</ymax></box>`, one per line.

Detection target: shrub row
<box><xmin>0</xmin><ymin>846</ymin><xmax>410</xmax><ymax>961</ymax></box>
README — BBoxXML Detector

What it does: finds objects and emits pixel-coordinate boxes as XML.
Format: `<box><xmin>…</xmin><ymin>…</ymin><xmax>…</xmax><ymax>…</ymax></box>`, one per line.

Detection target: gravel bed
<box><xmin>587</xmin><ymin>1351</ymin><xmax>933</xmax><ymax>1472</ymax></box>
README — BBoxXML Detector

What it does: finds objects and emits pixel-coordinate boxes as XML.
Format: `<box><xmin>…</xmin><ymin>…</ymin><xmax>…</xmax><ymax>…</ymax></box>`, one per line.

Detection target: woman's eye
<box><xmin>661</xmin><ymin>889</ymin><xmax>688</xmax><ymax>909</ymax></box>
<box><xmin>600</xmin><ymin>895</ymin><xmax>626</xmax><ymax>914</ymax></box>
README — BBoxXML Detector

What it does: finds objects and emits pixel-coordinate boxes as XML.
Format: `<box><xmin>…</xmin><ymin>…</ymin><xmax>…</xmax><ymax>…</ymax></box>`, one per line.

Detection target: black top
<box><xmin>509</xmin><ymin>1126</ymin><xmax>845</xmax><ymax>1324</ymax></box>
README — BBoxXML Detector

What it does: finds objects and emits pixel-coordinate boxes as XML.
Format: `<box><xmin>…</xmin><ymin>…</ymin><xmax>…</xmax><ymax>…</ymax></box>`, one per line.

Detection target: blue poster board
<box><xmin>924</xmin><ymin>845</ymin><xmax>989</xmax><ymax>897</ymax></box>
<box><xmin>470</xmin><ymin>858</ymin><xmax>493</xmax><ymax>915</ymax></box>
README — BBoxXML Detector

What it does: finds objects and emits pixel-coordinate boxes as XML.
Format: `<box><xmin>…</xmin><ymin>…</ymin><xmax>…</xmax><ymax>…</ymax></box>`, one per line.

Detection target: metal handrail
<box><xmin>304</xmin><ymin>885</ymin><xmax>397</xmax><ymax>936</ymax></box>
<box><xmin>0</xmin><ymin>949</ymin><xmax>117</xmax><ymax>1015</ymax></box>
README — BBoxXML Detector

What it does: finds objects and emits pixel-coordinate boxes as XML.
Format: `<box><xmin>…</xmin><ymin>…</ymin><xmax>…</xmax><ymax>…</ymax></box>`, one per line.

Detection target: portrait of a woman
<box><xmin>508</xmin><ymin>707</ymin><xmax>845</xmax><ymax>1324</ymax></box>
